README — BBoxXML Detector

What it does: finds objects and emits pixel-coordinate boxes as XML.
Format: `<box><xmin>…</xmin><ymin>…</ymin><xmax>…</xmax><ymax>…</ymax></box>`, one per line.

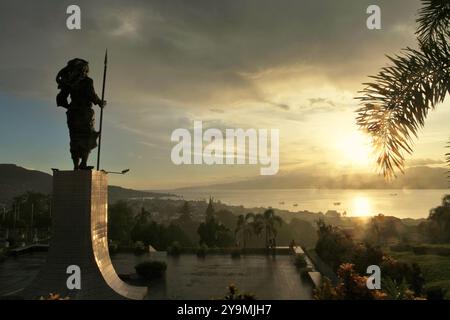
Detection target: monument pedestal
<box><xmin>23</xmin><ymin>170</ymin><xmax>147</xmax><ymax>300</ymax></box>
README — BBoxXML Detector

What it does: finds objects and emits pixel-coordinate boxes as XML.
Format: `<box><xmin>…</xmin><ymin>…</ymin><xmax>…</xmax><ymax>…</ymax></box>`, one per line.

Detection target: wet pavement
<box><xmin>0</xmin><ymin>252</ymin><xmax>313</xmax><ymax>300</ymax></box>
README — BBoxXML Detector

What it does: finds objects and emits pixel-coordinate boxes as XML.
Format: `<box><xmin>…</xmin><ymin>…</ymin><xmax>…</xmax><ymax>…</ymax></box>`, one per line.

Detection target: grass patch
<box><xmin>410</xmin><ymin>244</ymin><xmax>450</xmax><ymax>256</ymax></box>
<box><xmin>390</xmin><ymin>251</ymin><xmax>450</xmax><ymax>299</ymax></box>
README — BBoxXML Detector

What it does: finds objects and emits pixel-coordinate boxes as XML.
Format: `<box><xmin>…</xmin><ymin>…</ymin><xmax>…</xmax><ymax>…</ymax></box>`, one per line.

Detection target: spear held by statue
<box><xmin>97</xmin><ymin>49</ymin><xmax>108</xmax><ymax>171</ymax></box>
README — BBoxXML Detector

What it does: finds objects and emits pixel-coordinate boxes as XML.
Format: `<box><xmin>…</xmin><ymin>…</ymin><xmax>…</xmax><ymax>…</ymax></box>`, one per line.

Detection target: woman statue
<box><xmin>56</xmin><ymin>58</ymin><xmax>106</xmax><ymax>170</ymax></box>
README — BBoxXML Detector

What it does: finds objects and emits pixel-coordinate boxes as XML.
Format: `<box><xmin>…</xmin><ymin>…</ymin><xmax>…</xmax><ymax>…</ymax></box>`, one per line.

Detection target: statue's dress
<box><xmin>66</xmin><ymin>77</ymin><xmax>102</xmax><ymax>158</ymax></box>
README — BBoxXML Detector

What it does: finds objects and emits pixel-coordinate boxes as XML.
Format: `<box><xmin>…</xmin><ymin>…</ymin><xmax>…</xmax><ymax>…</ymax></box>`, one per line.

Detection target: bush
<box><xmin>207</xmin><ymin>246</ymin><xmax>220</xmax><ymax>254</ymax></box>
<box><xmin>294</xmin><ymin>254</ymin><xmax>307</xmax><ymax>269</ymax></box>
<box><xmin>167</xmin><ymin>241</ymin><xmax>182</xmax><ymax>256</ymax></box>
<box><xmin>315</xmin><ymin>220</ymin><xmax>355</xmax><ymax>271</ymax></box>
<box><xmin>231</xmin><ymin>248</ymin><xmax>241</xmax><ymax>259</ymax></box>
<box><xmin>426</xmin><ymin>286</ymin><xmax>447</xmax><ymax>300</ymax></box>
<box><xmin>39</xmin><ymin>293</ymin><xmax>70</xmax><ymax>300</ymax></box>
<box><xmin>108</xmin><ymin>240</ymin><xmax>119</xmax><ymax>255</ymax></box>
<box><xmin>0</xmin><ymin>249</ymin><xmax>6</xmax><ymax>263</ymax></box>
<box><xmin>133</xmin><ymin>241</ymin><xmax>146</xmax><ymax>255</ymax></box>
<box><xmin>300</xmin><ymin>269</ymin><xmax>310</xmax><ymax>279</ymax></box>
<box><xmin>135</xmin><ymin>261</ymin><xmax>167</xmax><ymax>280</ymax></box>
<box><xmin>196</xmin><ymin>244</ymin><xmax>207</xmax><ymax>258</ymax></box>
<box><xmin>223</xmin><ymin>284</ymin><xmax>256</xmax><ymax>300</ymax></box>
<box><xmin>380</xmin><ymin>256</ymin><xmax>411</xmax><ymax>284</ymax></box>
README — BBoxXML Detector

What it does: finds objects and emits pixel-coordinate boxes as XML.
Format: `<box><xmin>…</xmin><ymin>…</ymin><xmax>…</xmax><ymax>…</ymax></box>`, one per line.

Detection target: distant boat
<box><xmin>279</xmin><ymin>201</ymin><xmax>285</xmax><ymax>205</ymax></box>
<box><xmin>389</xmin><ymin>193</ymin><xmax>398</xmax><ymax>196</ymax></box>
<box><xmin>293</xmin><ymin>203</ymin><xmax>298</xmax><ymax>207</ymax></box>
<box><xmin>334</xmin><ymin>202</ymin><xmax>341</xmax><ymax>206</ymax></box>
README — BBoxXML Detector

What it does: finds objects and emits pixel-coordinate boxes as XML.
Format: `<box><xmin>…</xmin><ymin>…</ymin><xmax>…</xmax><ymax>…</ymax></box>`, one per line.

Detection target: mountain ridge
<box><xmin>174</xmin><ymin>166</ymin><xmax>449</xmax><ymax>190</ymax></box>
<box><xmin>0</xmin><ymin>164</ymin><xmax>174</xmax><ymax>204</ymax></box>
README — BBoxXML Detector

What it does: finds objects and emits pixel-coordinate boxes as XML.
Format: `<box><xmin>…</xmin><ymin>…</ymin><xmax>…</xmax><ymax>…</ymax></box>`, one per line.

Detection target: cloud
<box><xmin>0</xmin><ymin>0</ymin><xmax>431</xmax><ymax>189</ymax></box>
<box><xmin>263</xmin><ymin>100</ymin><xmax>290</xmax><ymax>111</ymax></box>
<box><xmin>0</xmin><ymin>0</ymin><xmax>421</xmax><ymax>108</ymax></box>
<box><xmin>309</xmin><ymin>98</ymin><xmax>335</xmax><ymax>107</ymax></box>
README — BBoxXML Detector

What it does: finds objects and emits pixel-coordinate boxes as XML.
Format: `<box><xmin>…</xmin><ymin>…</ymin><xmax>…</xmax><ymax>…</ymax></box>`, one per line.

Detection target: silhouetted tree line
<box><xmin>107</xmin><ymin>198</ymin><xmax>317</xmax><ymax>251</ymax></box>
<box><xmin>418</xmin><ymin>195</ymin><xmax>450</xmax><ymax>243</ymax></box>
<box><xmin>108</xmin><ymin>201</ymin><xmax>192</xmax><ymax>250</ymax></box>
<box><xmin>197</xmin><ymin>198</ymin><xmax>235</xmax><ymax>247</ymax></box>
<box><xmin>0</xmin><ymin>192</ymin><xmax>51</xmax><ymax>246</ymax></box>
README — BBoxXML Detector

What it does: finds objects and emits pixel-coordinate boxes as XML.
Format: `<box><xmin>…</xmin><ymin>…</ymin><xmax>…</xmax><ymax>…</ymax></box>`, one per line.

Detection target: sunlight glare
<box><xmin>334</xmin><ymin>131</ymin><xmax>372</xmax><ymax>168</ymax></box>
<box><xmin>351</xmin><ymin>196</ymin><xmax>372</xmax><ymax>217</ymax></box>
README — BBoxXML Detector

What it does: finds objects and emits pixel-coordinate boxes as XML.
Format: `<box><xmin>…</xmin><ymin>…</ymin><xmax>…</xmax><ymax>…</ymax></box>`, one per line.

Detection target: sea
<box><xmin>173</xmin><ymin>189</ymin><xmax>449</xmax><ymax>219</ymax></box>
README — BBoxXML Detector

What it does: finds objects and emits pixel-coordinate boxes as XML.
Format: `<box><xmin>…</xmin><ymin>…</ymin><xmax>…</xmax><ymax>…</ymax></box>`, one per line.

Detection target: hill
<box><xmin>176</xmin><ymin>166</ymin><xmax>449</xmax><ymax>190</ymax></box>
<box><xmin>0</xmin><ymin>164</ymin><xmax>173</xmax><ymax>204</ymax></box>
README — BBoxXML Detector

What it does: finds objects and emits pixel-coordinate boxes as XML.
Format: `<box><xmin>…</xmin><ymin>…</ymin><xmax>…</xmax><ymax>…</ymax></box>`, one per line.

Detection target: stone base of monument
<box><xmin>22</xmin><ymin>170</ymin><xmax>147</xmax><ymax>300</ymax></box>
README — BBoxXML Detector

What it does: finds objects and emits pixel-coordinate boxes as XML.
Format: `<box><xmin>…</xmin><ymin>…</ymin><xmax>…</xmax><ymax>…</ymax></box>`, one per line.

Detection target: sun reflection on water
<box><xmin>351</xmin><ymin>196</ymin><xmax>372</xmax><ymax>217</ymax></box>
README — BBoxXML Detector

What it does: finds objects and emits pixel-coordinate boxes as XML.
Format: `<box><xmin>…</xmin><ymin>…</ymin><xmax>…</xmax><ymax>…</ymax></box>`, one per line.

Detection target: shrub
<box><xmin>231</xmin><ymin>248</ymin><xmax>241</xmax><ymax>259</ymax></box>
<box><xmin>167</xmin><ymin>241</ymin><xmax>182</xmax><ymax>256</ymax></box>
<box><xmin>39</xmin><ymin>293</ymin><xmax>70</xmax><ymax>300</ymax></box>
<box><xmin>315</xmin><ymin>220</ymin><xmax>355</xmax><ymax>271</ymax></box>
<box><xmin>223</xmin><ymin>284</ymin><xmax>256</xmax><ymax>300</ymax></box>
<box><xmin>196</xmin><ymin>244</ymin><xmax>207</xmax><ymax>258</ymax></box>
<box><xmin>294</xmin><ymin>254</ymin><xmax>307</xmax><ymax>269</ymax></box>
<box><xmin>382</xmin><ymin>277</ymin><xmax>416</xmax><ymax>300</ymax></box>
<box><xmin>426</xmin><ymin>286</ymin><xmax>447</xmax><ymax>300</ymax></box>
<box><xmin>334</xmin><ymin>263</ymin><xmax>386</xmax><ymax>300</ymax></box>
<box><xmin>313</xmin><ymin>277</ymin><xmax>337</xmax><ymax>300</ymax></box>
<box><xmin>380</xmin><ymin>256</ymin><xmax>411</xmax><ymax>284</ymax></box>
<box><xmin>108</xmin><ymin>240</ymin><xmax>119</xmax><ymax>255</ymax></box>
<box><xmin>133</xmin><ymin>241</ymin><xmax>146</xmax><ymax>255</ymax></box>
<box><xmin>409</xmin><ymin>263</ymin><xmax>425</xmax><ymax>296</ymax></box>
<box><xmin>300</xmin><ymin>269</ymin><xmax>310</xmax><ymax>279</ymax></box>
<box><xmin>135</xmin><ymin>261</ymin><xmax>167</xmax><ymax>280</ymax></box>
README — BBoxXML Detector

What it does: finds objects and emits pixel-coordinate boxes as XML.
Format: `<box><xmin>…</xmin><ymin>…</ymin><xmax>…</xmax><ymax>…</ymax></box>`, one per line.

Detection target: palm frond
<box><xmin>356</xmin><ymin>39</ymin><xmax>450</xmax><ymax>179</ymax></box>
<box><xmin>416</xmin><ymin>0</ymin><xmax>450</xmax><ymax>44</ymax></box>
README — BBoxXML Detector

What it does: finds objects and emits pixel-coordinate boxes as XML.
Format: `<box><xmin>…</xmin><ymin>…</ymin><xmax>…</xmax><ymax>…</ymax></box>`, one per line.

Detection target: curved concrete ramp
<box><xmin>23</xmin><ymin>170</ymin><xmax>147</xmax><ymax>300</ymax></box>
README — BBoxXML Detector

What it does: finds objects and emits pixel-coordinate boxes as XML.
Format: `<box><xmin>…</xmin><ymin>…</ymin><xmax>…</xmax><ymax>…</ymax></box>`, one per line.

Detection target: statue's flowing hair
<box><xmin>56</xmin><ymin>58</ymin><xmax>89</xmax><ymax>90</ymax></box>
<box><xmin>55</xmin><ymin>58</ymin><xmax>89</xmax><ymax>108</ymax></box>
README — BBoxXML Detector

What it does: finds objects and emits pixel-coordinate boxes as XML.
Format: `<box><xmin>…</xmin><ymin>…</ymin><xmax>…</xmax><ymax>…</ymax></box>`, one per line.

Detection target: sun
<box><xmin>334</xmin><ymin>131</ymin><xmax>372</xmax><ymax>169</ymax></box>
<box><xmin>351</xmin><ymin>196</ymin><xmax>373</xmax><ymax>217</ymax></box>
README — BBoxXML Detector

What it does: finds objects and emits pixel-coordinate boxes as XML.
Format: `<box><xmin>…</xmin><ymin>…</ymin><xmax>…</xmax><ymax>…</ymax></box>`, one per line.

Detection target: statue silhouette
<box><xmin>56</xmin><ymin>59</ymin><xmax>106</xmax><ymax>170</ymax></box>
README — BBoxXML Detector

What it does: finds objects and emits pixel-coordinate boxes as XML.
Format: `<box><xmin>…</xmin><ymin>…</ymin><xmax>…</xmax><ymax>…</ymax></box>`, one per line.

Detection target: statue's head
<box><xmin>57</xmin><ymin>58</ymin><xmax>89</xmax><ymax>88</ymax></box>
<box><xmin>68</xmin><ymin>58</ymin><xmax>89</xmax><ymax>76</ymax></box>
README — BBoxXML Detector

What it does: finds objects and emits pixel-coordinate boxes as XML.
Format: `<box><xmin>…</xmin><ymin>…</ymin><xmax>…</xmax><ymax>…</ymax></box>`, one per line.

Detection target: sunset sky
<box><xmin>0</xmin><ymin>0</ymin><xmax>449</xmax><ymax>189</ymax></box>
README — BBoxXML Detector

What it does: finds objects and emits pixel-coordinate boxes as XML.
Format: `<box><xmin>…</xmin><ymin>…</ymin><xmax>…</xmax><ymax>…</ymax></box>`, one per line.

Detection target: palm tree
<box><xmin>356</xmin><ymin>0</ymin><xmax>450</xmax><ymax>179</ymax></box>
<box><xmin>251</xmin><ymin>213</ymin><xmax>265</xmax><ymax>242</ymax></box>
<box><xmin>235</xmin><ymin>213</ymin><xmax>255</xmax><ymax>249</ymax></box>
<box><xmin>259</xmin><ymin>209</ymin><xmax>283</xmax><ymax>249</ymax></box>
